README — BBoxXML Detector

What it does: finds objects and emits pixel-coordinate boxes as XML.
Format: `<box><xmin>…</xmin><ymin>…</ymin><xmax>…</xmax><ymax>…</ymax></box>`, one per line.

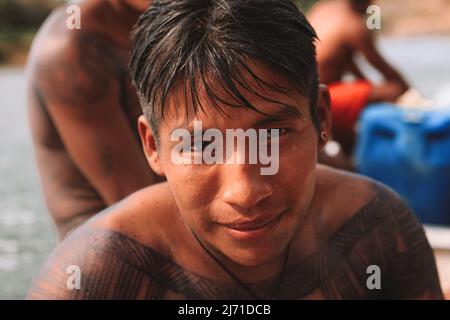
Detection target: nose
<box><xmin>219</xmin><ymin>163</ymin><xmax>274</xmax><ymax>211</ymax></box>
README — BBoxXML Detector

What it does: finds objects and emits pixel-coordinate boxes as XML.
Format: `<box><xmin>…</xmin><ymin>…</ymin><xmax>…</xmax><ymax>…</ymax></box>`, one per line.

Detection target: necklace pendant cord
<box><xmin>190</xmin><ymin>229</ymin><xmax>291</xmax><ymax>300</ymax></box>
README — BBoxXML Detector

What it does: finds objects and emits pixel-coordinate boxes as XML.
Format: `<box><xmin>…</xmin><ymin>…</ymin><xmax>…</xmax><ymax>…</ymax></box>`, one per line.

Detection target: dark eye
<box><xmin>266</xmin><ymin>128</ymin><xmax>290</xmax><ymax>139</ymax></box>
<box><xmin>190</xmin><ymin>140</ymin><xmax>211</xmax><ymax>152</ymax></box>
<box><xmin>278</xmin><ymin>128</ymin><xmax>291</xmax><ymax>136</ymax></box>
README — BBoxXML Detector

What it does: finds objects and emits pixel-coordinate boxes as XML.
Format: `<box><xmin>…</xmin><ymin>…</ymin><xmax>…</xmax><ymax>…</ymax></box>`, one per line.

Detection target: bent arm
<box><xmin>348</xmin><ymin>25</ymin><xmax>409</xmax><ymax>98</ymax></box>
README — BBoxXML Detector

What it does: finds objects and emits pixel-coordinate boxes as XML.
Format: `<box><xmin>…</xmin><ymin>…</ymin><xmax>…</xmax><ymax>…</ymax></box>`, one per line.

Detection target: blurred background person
<box><xmin>26</xmin><ymin>0</ymin><xmax>160</xmax><ymax>240</ymax></box>
<box><xmin>308</xmin><ymin>0</ymin><xmax>409</xmax><ymax>156</ymax></box>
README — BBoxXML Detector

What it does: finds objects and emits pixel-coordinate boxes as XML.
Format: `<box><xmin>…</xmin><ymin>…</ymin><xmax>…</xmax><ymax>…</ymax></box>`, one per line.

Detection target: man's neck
<box><xmin>193</xmin><ymin>231</ymin><xmax>290</xmax><ymax>285</ymax></box>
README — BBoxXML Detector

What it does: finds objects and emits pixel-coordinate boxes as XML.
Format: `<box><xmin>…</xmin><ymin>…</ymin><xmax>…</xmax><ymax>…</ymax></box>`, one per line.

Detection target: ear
<box><xmin>316</xmin><ymin>84</ymin><xmax>332</xmax><ymax>149</ymax></box>
<box><xmin>138</xmin><ymin>115</ymin><xmax>165</xmax><ymax>176</ymax></box>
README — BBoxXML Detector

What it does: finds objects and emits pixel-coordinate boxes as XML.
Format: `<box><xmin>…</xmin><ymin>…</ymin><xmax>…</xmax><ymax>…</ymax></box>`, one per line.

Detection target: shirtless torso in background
<box><xmin>307</xmin><ymin>0</ymin><xmax>410</xmax><ymax>158</ymax></box>
<box><xmin>308</xmin><ymin>0</ymin><xmax>356</xmax><ymax>84</ymax></box>
<box><xmin>307</xmin><ymin>0</ymin><xmax>409</xmax><ymax>101</ymax></box>
<box><xmin>26</xmin><ymin>0</ymin><xmax>157</xmax><ymax>240</ymax></box>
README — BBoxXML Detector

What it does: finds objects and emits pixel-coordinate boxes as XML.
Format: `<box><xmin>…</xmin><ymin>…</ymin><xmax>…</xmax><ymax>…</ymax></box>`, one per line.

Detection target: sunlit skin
<box><xmin>26</xmin><ymin>0</ymin><xmax>158</xmax><ymax>239</ymax></box>
<box><xmin>26</xmin><ymin>3</ymin><xmax>443</xmax><ymax>299</ymax></box>
<box><xmin>27</xmin><ymin>61</ymin><xmax>443</xmax><ymax>299</ymax></box>
<box><xmin>137</xmin><ymin>62</ymin><xmax>332</xmax><ymax>281</ymax></box>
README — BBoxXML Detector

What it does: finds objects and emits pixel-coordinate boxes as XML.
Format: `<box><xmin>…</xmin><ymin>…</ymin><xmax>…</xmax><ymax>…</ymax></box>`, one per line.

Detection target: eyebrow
<box><xmin>168</xmin><ymin>104</ymin><xmax>304</xmax><ymax>137</ymax></box>
<box><xmin>253</xmin><ymin>105</ymin><xmax>304</xmax><ymax>127</ymax></box>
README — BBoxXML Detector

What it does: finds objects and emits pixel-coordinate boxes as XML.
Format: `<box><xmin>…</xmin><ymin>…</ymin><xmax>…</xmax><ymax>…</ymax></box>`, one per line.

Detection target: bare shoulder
<box><xmin>28</xmin><ymin>4</ymin><xmax>81</xmax><ymax>66</ymax></box>
<box><xmin>312</xmin><ymin>165</ymin><xmax>419</xmax><ymax>237</ymax></box>
<box><xmin>27</xmin><ymin>2</ymin><xmax>123</xmax><ymax>108</ymax></box>
<box><xmin>342</xmin><ymin>10</ymin><xmax>371</xmax><ymax>47</ymax></box>
<box><xmin>299</xmin><ymin>166</ymin><xmax>443</xmax><ymax>299</ymax></box>
<box><xmin>315</xmin><ymin>165</ymin><xmax>378</xmax><ymax>218</ymax></box>
<box><xmin>27</xmin><ymin>226</ymin><xmax>171</xmax><ymax>299</ymax></box>
<box><xmin>95</xmin><ymin>182</ymin><xmax>177</xmax><ymax>252</ymax></box>
<box><xmin>317</xmin><ymin>164</ymin><xmax>408</xmax><ymax>208</ymax></box>
<box><xmin>27</xmin><ymin>183</ymin><xmax>179</xmax><ymax>299</ymax></box>
<box><xmin>28</xmin><ymin>0</ymin><xmax>114</xmax><ymax>57</ymax></box>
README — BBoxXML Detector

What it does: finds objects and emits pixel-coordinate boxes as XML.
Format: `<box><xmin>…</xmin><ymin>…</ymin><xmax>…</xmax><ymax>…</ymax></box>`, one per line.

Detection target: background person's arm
<box><xmin>347</xmin><ymin>23</ymin><xmax>409</xmax><ymax>102</ymax></box>
<box><xmin>348</xmin><ymin>58</ymin><xmax>366</xmax><ymax>80</ymax></box>
<box><xmin>32</xmin><ymin>32</ymin><xmax>160</xmax><ymax>206</ymax></box>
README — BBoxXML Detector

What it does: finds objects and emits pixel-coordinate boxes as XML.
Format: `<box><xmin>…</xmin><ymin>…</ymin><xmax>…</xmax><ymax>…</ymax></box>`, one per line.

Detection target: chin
<box><xmin>224</xmin><ymin>235</ymin><xmax>290</xmax><ymax>268</ymax></box>
<box><xmin>229</xmin><ymin>213</ymin><xmax>298</xmax><ymax>265</ymax></box>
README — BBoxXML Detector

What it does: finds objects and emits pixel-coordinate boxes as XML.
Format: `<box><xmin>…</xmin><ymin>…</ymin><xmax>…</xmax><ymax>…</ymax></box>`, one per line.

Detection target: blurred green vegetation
<box><xmin>0</xmin><ymin>0</ymin><xmax>317</xmax><ymax>66</ymax></box>
<box><xmin>0</xmin><ymin>0</ymin><xmax>63</xmax><ymax>65</ymax></box>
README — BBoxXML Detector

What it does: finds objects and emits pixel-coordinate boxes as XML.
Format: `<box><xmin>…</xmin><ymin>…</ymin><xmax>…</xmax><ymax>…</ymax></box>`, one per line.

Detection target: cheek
<box><xmin>276</xmin><ymin>131</ymin><xmax>318</xmax><ymax>207</ymax></box>
<box><xmin>162</xmin><ymin>157</ymin><xmax>218</xmax><ymax>225</ymax></box>
<box><xmin>279</xmin><ymin>131</ymin><xmax>318</xmax><ymax>183</ymax></box>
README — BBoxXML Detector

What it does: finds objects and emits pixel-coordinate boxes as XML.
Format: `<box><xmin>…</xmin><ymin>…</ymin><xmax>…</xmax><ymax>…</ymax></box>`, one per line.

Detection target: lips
<box><xmin>219</xmin><ymin>209</ymin><xmax>286</xmax><ymax>240</ymax></box>
<box><xmin>224</xmin><ymin>213</ymin><xmax>282</xmax><ymax>231</ymax></box>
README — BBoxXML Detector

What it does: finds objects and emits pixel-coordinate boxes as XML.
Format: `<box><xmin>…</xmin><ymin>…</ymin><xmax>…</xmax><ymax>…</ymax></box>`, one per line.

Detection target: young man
<box><xmin>28</xmin><ymin>0</ymin><xmax>442</xmax><ymax>300</ymax></box>
<box><xmin>26</xmin><ymin>0</ymin><xmax>159</xmax><ymax>240</ymax></box>
<box><xmin>308</xmin><ymin>0</ymin><xmax>410</xmax><ymax>155</ymax></box>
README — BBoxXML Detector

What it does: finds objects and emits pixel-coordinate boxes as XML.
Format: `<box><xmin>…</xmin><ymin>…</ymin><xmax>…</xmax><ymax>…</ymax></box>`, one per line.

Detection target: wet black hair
<box><xmin>130</xmin><ymin>0</ymin><xmax>319</xmax><ymax>137</ymax></box>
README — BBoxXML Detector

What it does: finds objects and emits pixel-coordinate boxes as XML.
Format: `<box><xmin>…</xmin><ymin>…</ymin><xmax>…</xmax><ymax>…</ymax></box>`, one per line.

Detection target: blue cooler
<box><xmin>354</xmin><ymin>103</ymin><xmax>450</xmax><ymax>225</ymax></box>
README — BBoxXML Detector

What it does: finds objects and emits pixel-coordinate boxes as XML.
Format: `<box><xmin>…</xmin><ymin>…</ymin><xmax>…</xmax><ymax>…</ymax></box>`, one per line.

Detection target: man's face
<box><xmin>141</xmin><ymin>63</ymin><xmax>327</xmax><ymax>268</ymax></box>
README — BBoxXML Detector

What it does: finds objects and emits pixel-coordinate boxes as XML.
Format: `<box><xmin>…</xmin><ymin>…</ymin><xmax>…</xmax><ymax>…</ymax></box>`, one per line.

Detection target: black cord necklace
<box><xmin>191</xmin><ymin>229</ymin><xmax>291</xmax><ymax>300</ymax></box>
